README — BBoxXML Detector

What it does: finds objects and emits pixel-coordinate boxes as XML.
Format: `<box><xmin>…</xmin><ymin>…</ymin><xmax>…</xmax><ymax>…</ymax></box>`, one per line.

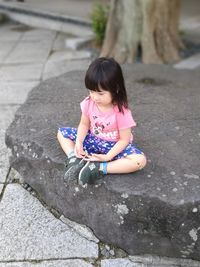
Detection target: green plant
<box><xmin>179</xmin><ymin>30</ymin><xmax>185</xmax><ymax>37</ymax></box>
<box><xmin>91</xmin><ymin>3</ymin><xmax>109</xmax><ymax>45</ymax></box>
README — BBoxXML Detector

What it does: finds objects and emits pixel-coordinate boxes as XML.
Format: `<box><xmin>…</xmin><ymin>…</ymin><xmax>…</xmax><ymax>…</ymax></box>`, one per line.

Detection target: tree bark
<box><xmin>101</xmin><ymin>0</ymin><xmax>184</xmax><ymax>64</ymax></box>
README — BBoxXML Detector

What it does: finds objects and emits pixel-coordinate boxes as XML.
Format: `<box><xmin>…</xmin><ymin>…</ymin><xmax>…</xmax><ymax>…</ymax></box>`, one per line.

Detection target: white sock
<box><xmin>67</xmin><ymin>150</ymin><xmax>75</xmax><ymax>158</ymax></box>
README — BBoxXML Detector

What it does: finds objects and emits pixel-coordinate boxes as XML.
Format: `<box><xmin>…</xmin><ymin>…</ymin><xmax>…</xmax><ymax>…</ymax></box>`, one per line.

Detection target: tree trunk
<box><xmin>101</xmin><ymin>0</ymin><xmax>184</xmax><ymax>64</ymax></box>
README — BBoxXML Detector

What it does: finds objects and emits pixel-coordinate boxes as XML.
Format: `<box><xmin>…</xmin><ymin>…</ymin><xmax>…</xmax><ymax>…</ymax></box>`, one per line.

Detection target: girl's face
<box><xmin>89</xmin><ymin>89</ymin><xmax>112</xmax><ymax>107</ymax></box>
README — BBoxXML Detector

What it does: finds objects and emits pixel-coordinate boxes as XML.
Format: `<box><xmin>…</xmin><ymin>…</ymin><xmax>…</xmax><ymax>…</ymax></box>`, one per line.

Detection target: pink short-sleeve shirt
<box><xmin>80</xmin><ymin>97</ymin><xmax>136</xmax><ymax>142</ymax></box>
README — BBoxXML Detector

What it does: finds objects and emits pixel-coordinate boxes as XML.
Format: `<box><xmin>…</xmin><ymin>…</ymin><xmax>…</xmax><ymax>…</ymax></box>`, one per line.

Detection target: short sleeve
<box><xmin>80</xmin><ymin>97</ymin><xmax>90</xmax><ymax>117</ymax></box>
<box><xmin>116</xmin><ymin>108</ymin><xmax>136</xmax><ymax>130</ymax></box>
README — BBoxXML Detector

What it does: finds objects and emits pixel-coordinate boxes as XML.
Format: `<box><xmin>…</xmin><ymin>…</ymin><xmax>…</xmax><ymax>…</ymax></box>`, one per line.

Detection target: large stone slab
<box><xmin>5</xmin><ymin>65</ymin><xmax>200</xmax><ymax>260</ymax></box>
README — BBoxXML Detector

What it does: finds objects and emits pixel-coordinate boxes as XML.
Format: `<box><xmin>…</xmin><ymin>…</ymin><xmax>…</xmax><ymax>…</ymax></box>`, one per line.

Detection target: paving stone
<box><xmin>174</xmin><ymin>53</ymin><xmax>200</xmax><ymax>69</ymax></box>
<box><xmin>0</xmin><ymin>109</ymin><xmax>14</xmax><ymax>182</ymax></box>
<box><xmin>101</xmin><ymin>256</ymin><xmax>200</xmax><ymax>267</ymax></box>
<box><xmin>0</xmin><ymin>259</ymin><xmax>94</xmax><ymax>267</ymax></box>
<box><xmin>53</xmin><ymin>32</ymin><xmax>74</xmax><ymax>51</ymax></box>
<box><xmin>0</xmin><ymin>27</ymin><xmax>23</xmax><ymax>41</ymax></box>
<box><xmin>0</xmin><ymin>63</ymin><xmax>43</xmax><ymax>81</ymax></box>
<box><xmin>43</xmin><ymin>58</ymin><xmax>91</xmax><ymax>80</ymax></box>
<box><xmin>4</xmin><ymin>40</ymin><xmax>52</xmax><ymax>64</ymax></box>
<box><xmin>48</xmin><ymin>50</ymin><xmax>91</xmax><ymax>62</ymax></box>
<box><xmin>0</xmin><ymin>131</ymin><xmax>11</xmax><ymax>183</ymax></box>
<box><xmin>21</xmin><ymin>28</ymin><xmax>56</xmax><ymax>41</ymax></box>
<box><xmin>0</xmin><ymin>184</ymin><xmax>98</xmax><ymax>261</ymax></box>
<box><xmin>65</xmin><ymin>36</ymin><xmax>94</xmax><ymax>50</ymax></box>
<box><xmin>0</xmin><ymin>41</ymin><xmax>16</xmax><ymax>62</ymax></box>
<box><xmin>0</xmin><ymin>81</ymin><xmax>39</xmax><ymax>104</ymax></box>
<box><xmin>101</xmin><ymin>259</ymin><xmax>146</xmax><ymax>267</ymax></box>
<box><xmin>60</xmin><ymin>215</ymin><xmax>99</xmax><ymax>243</ymax></box>
<box><xmin>0</xmin><ymin>105</ymin><xmax>19</xmax><ymax>130</ymax></box>
<box><xmin>129</xmin><ymin>255</ymin><xmax>200</xmax><ymax>267</ymax></box>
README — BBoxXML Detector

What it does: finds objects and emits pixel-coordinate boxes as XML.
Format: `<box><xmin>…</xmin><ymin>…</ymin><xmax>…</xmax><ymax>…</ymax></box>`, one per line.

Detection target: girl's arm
<box><xmin>89</xmin><ymin>128</ymin><xmax>131</xmax><ymax>162</ymax></box>
<box><xmin>75</xmin><ymin>114</ymin><xmax>90</xmax><ymax>157</ymax></box>
<box><xmin>106</xmin><ymin>128</ymin><xmax>131</xmax><ymax>160</ymax></box>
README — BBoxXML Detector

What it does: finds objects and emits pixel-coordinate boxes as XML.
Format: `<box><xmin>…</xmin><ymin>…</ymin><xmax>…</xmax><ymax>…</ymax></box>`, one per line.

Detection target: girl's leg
<box><xmin>107</xmin><ymin>154</ymin><xmax>147</xmax><ymax>174</ymax></box>
<box><xmin>57</xmin><ymin>131</ymin><xmax>75</xmax><ymax>155</ymax></box>
<box><xmin>57</xmin><ymin>129</ymin><xmax>86</xmax><ymax>183</ymax></box>
<box><xmin>78</xmin><ymin>138</ymin><xmax>147</xmax><ymax>185</ymax></box>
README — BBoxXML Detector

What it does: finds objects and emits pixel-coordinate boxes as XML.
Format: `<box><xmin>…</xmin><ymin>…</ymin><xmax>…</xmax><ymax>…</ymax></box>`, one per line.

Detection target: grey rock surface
<box><xmin>5</xmin><ymin>64</ymin><xmax>200</xmax><ymax>260</ymax></box>
<box><xmin>0</xmin><ymin>184</ymin><xmax>98</xmax><ymax>261</ymax></box>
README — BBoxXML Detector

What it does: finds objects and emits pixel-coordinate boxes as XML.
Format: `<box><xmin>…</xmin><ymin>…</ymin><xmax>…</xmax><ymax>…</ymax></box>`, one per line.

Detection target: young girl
<box><xmin>57</xmin><ymin>57</ymin><xmax>146</xmax><ymax>186</ymax></box>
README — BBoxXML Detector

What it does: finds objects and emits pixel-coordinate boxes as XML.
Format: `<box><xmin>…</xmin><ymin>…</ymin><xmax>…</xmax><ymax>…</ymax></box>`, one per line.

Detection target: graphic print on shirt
<box><xmin>93</xmin><ymin>122</ymin><xmax>105</xmax><ymax>135</ymax></box>
<box><xmin>92</xmin><ymin>117</ymin><xmax>118</xmax><ymax>140</ymax></box>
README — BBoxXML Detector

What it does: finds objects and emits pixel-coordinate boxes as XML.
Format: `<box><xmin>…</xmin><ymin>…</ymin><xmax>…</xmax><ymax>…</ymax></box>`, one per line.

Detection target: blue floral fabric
<box><xmin>58</xmin><ymin>127</ymin><xmax>143</xmax><ymax>160</ymax></box>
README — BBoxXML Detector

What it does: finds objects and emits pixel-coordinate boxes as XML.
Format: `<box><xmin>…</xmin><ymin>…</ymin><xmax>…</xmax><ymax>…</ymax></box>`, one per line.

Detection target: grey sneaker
<box><xmin>78</xmin><ymin>161</ymin><xmax>104</xmax><ymax>186</ymax></box>
<box><xmin>64</xmin><ymin>157</ymin><xmax>86</xmax><ymax>184</ymax></box>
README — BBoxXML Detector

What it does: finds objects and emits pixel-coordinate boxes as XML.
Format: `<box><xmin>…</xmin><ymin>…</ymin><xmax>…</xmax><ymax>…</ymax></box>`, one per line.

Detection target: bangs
<box><xmin>85</xmin><ymin>64</ymin><xmax>109</xmax><ymax>92</ymax></box>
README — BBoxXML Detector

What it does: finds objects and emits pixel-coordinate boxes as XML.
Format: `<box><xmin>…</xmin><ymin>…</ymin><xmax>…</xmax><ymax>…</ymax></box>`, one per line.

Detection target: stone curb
<box><xmin>174</xmin><ymin>53</ymin><xmax>200</xmax><ymax>69</ymax></box>
<box><xmin>0</xmin><ymin>2</ymin><xmax>93</xmax><ymax>36</ymax></box>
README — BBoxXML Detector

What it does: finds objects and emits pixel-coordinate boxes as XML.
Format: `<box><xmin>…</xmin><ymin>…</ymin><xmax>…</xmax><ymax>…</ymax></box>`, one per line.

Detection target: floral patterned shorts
<box><xmin>58</xmin><ymin>127</ymin><xmax>143</xmax><ymax>160</ymax></box>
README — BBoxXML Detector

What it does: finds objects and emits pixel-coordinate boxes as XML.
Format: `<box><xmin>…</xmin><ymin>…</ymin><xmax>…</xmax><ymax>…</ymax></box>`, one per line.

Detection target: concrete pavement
<box><xmin>0</xmin><ymin>21</ymin><xmax>97</xmax><ymax>267</ymax></box>
<box><xmin>0</xmin><ymin>1</ymin><xmax>200</xmax><ymax>266</ymax></box>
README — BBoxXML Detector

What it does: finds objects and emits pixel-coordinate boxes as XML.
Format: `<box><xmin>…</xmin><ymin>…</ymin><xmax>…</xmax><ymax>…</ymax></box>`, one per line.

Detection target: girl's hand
<box><xmin>75</xmin><ymin>141</ymin><xmax>85</xmax><ymax>158</ymax></box>
<box><xmin>86</xmin><ymin>153</ymin><xmax>111</xmax><ymax>162</ymax></box>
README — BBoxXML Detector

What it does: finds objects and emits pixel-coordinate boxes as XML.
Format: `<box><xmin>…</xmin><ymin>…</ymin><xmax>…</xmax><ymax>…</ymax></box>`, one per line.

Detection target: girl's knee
<box><xmin>128</xmin><ymin>154</ymin><xmax>147</xmax><ymax>170</ymax></box>
<box><xmin>137</xmin><ymin>154</ymin><xmax>147</xmax><ymax>170</ymax></box>
<box><xmin>57</xmin><ymin>130</ymin><xmax>63</xmax><ymax>140</ymax></box>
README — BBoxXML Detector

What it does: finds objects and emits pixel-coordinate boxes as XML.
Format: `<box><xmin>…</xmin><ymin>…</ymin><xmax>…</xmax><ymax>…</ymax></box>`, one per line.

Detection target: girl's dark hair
<box><xmin>85</xmin><ymin>57</ymin><xmax>128</xmax><ymax>112</ymax></box>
